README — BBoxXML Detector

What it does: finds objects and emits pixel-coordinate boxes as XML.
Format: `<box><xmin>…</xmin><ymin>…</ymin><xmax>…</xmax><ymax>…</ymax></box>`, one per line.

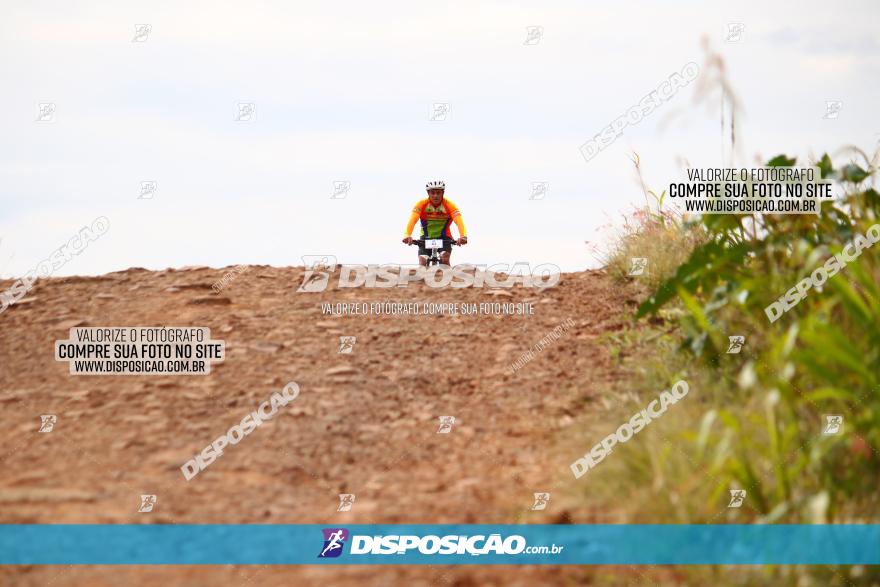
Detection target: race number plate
<box><xmin>424</xmin><ymin>239</ymin><xmax>444</xmax><ymax>249</ymax></box>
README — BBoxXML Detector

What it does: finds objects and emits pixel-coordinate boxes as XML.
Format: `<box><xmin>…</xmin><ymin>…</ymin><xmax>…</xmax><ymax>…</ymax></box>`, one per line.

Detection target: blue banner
<box><xmin>1</xmin><ymin>524</ymin><xmax>877</xmax><ymax>565</ymax></box>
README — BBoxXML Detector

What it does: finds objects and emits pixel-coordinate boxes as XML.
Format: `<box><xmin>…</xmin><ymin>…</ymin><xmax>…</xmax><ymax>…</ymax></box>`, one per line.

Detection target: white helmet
<box><xmin>426</xmin><ymin>180</ymin><xmax>445</xmax><ymax>190</ymax></box>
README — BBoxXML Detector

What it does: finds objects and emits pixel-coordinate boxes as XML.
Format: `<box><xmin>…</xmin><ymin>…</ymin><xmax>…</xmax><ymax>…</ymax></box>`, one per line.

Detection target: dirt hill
<box><xmin>0</xmin><ymin>265</ymin><xmax>641</xmax><ymax>586</ymax></box>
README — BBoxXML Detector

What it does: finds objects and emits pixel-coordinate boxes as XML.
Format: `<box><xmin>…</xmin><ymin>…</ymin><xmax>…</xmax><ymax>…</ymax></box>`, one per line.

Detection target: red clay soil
<box><xmin>0</xmin><ymin>265</ymin><xmax>642</xmax><ymax>586</ymax></box>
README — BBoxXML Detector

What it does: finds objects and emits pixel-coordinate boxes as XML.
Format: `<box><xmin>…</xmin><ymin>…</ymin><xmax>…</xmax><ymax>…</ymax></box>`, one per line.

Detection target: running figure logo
<box><xmin>337</xmin><ymin>494</ymin><xmax>355</xmax><ymax>512</ymax></box>
<box><xmin>318</xmin><ymin>528</ymin><xmax>349</xmax><ymax>558</ymax></box>
<box><xmin>36</xmin><ymin>103</ymin><xmax>56</xmax><ymax>123</ymax></box>
<box><xmin>331</xmin><ymin>181</ymin><xmax>350</xmax><ymax>199</ymax></box>
<box><xmin>338</xmin><ymin>336</ymin><xmax>356</xmax><ymax>354</ymax></box>
<box><xmin>235</xmin><ymin>102</ymin><xmax>256</xmax><ymax>122</ymax></box>
<box><xmin>430</xmin><ymin>102</ymin><xmax>449</xmax><ymax>122</ymax></box>
<box><xmin>437</xmin><ymin>416</ymin><xmax>456</xmax><ymax>434</ymax></box>
<box><xmin>524</xmin><ymin>26</ymin><xmax>544</xmax><ymax>45</ymax></box>
<box><xmin>725</xmin><ymin>22</ymin><xmax>744</xmax><ymax>43</ymax></box>
<box><xmin>529</xmin><ymin>182</ymin><xmax>548</xmax><ymax>200</ymax></box>
<box><xmin>132</xmin><ymin>24</ymin><xmax>152</xmax><ymax>42</ymax></box>
<box><xmin>823</xmin><ymin>101</ymin><xmax>842</xmax><ymax>120</ymax></box>
<box><xmin>628</xmin><ymin>257</ymin><xmax>648</xmax><ymax>276</ymax></box>
<box><xmin>138</xmin><ymin>495</ymin><xmax>157</xmax><ymax>513</ymax></box>
<box><xmin>823</xmin><ymin>415</ymin><xmax>843</xmax><ymax>435</ymax></box>
<box><xmin>727</xmin><ymin>336</ymin><xmax>745</xmax><ymax>354</ymax></box>
<box><xmin>728</xmin><ymin>489</ymin><xmax>746</xmax><ymax>508</ymax></box>
<box><xmin>139</xmin><ymin>181</ymin><xmax>158</xmax><ymax>200</ymax></box>
<box><xmin>39</xmin><ymin>415</ymin><xmax>57</xmax><ymax>433</ymax></box>
<box><xmin>531</xmin><ymin>492</ymin><xmax>551</xmax><ymax>511</ymax></box>
<box><xmin>298</xmin><ymin>255</ymin><xmax>338</xmax><ymax>292</ymax></box>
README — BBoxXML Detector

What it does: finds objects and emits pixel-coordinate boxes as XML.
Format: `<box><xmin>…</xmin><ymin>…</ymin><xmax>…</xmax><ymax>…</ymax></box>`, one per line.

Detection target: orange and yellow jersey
<box><xmin>404</xmin><ymin>198</ymin><xmax>467</xmax><ymax>239</ymax></box>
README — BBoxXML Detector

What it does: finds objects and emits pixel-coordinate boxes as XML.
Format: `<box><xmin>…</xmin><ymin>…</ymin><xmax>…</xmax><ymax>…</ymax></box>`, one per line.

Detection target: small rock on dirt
<box><xmin>188</xmin><ymin>296</ymin><xmax>232</xmax><ymax>305</ymax></box>
<box><xmin>325</xmin><ymin>365</ymin><xmax>359</xmax><ymax>376</ymax></box>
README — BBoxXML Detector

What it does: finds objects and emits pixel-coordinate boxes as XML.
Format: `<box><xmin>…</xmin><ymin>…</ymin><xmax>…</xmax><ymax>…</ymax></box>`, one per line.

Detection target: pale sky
<box><xmin>2</xmin><ymin>0</ymin><xmax>878</xmax><ymax>276</ymax></box>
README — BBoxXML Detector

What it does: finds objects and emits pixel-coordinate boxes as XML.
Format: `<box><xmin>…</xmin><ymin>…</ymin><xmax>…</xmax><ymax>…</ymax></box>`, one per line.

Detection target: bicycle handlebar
<box><xmin>408</xmin><ymin>238</ymin><xmax>460</xmax><ymax>247</ymax></box>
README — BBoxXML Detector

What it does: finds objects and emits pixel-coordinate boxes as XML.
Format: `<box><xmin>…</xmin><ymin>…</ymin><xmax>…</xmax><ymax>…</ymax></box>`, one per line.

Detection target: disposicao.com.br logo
<box><xmin>317</xmin><ymin>528</ymin><xmax>563</xmax><ymax>558</ymax></box>
<box><xmin>298</xmin><ymin>256</ymin><xmax>560</xmax><ymax>291</ymax></box>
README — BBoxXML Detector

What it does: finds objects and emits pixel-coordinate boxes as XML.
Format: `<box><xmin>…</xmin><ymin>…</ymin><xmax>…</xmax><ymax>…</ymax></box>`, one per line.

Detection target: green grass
<box><xmin>581</xmin><ymin>150</ymin><xmax>880</xmax><ymax>586</ymax></box>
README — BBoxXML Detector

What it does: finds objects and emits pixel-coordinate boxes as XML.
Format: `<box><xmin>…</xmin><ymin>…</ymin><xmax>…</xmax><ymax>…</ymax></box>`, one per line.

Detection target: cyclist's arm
<box><xmin>404</xmin><ymin>210</ymin><xmax>419</xmax><ymax>237</ymax></box>
<box><xmin>404</xmin><ymin>200</ymin><xmax>427</xmax><ymax>236</ymax></box>
<box><xmin>446</xmin><ymin>200</ymin><xmax>467</xmax><ymax>237</ymax></box>
<box><xmin>452</xmin><ymin>214</ymin><xmax>467</xmax><ymax>237</ymax></box>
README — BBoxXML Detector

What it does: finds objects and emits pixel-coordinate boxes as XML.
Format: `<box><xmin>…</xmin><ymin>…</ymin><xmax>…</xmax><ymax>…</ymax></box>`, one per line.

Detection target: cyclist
<box><xmin>402</xmin><ymin>180</ymin><xmax>468</xmax><ymax>266</ymax></box>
